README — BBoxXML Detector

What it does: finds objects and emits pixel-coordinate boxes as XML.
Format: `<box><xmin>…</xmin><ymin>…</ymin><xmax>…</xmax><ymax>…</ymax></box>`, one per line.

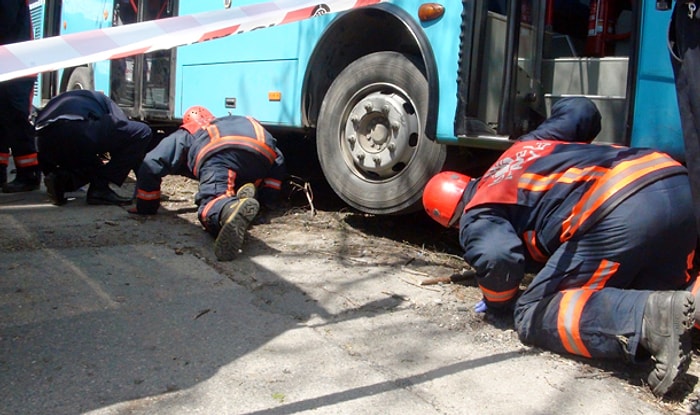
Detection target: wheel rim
<box><xmin>340</xmin><ymin>83</ymin><xmax>420</xmax><ymax>181</ymax></box>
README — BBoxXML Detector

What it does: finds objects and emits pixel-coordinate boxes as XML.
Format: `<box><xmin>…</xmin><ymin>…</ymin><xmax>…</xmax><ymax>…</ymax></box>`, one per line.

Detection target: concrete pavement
<box><xmin>0</xmin><ymin>185</ymin><xmax>671</xmax><ymax>415</ymax></box>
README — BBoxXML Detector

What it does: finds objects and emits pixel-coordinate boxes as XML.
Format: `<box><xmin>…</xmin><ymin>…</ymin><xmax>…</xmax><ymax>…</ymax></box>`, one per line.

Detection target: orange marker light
<box><xmin>268</xmin><ymin>91</ymin><xmax>282</xmax><ymax>102</ymax></box>
<box><xmin>418</xmin><ymin>3</ymin><xmax>445</xmax><ymax>22</ymax></box>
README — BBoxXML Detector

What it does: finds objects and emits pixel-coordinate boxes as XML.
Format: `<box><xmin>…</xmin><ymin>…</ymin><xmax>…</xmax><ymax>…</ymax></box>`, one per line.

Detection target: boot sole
<box><xmin>236</xmin><ymin>183</ymin><xmax>257</xmax><ymax>200</ymax></box>
<box><xmin>214</xmin><ymin>198</ymin><xmax>259</xmax><ymax>261</ymax></box>
<box><xmin>650</xmin><ymin>291</ymin><xmax>695</xmax><ymax>396</ymax></box>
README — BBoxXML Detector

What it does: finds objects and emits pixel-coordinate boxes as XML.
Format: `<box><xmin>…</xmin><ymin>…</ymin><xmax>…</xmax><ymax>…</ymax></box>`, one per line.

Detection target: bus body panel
<box><xmin>631</xmin><ymin>0</ymin><xmax>683</xmax><ymax>160</ymax></box>
<box><xmin>180</xmin><ymin>59</ymin><xmax>299</xmax><ymax>125</ymax></box>
<box><xmin>60</xmin><ymin>0</ymin><xmax>113</xmax><ymax>94</ymax></box>
<box><xmin>415</xmin><ymin>0</ymin><xmax>463</xmax><ymax>144</ymax></box>
<box><xmin>175</xmin><ymin>3</ymin><xmax>308</xmax><ymax>122</ymax></box>
<box><xmin>174</xmin><ymin>0</ymin><xmax>465</xmax><ymax>131</ymax></box>
<box><xmin>27</xmin><ymin>0</ymin><xmax>690</xmax><ymax>214</ymax></box>
<box><xmin>29</xmin><ymin>0</ymin><xmax>45</xmax><ymax>107</ymax></box>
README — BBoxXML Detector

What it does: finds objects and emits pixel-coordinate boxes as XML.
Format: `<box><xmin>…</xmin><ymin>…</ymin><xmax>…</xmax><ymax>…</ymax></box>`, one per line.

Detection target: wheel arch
<box><xmin>302</xmin><ymin>4</ymin><xmax>439</xmax><ymax>141</ymax></box>
<box><xmin>59</xmin><ymin>65</ymin><xmax>94</xmax><ymax>92</ymax></box>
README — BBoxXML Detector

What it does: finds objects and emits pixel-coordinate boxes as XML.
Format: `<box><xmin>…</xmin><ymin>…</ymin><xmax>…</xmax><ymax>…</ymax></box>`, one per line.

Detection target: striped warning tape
<box><xmin>0</xmin><ymin>0</ymin><xmax>383</xmax><ymax>82</ymax></box>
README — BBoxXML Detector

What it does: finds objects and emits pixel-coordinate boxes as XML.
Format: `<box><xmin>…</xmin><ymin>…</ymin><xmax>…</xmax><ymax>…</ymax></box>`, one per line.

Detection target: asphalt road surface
<box><xmin>0</xmin><ymin>140</ymin><xmax>696</xmax><ymax>414</ymax></box>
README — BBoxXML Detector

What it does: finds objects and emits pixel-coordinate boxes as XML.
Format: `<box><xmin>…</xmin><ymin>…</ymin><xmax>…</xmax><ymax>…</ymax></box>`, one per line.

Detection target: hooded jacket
<box><xmin>458</xmin><ymin>97</ymin><xmax>686</xmax><ymax>305</ymax></box>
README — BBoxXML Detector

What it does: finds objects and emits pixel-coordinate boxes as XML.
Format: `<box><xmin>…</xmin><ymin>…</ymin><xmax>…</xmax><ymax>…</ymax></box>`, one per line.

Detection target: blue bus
<box><xmin>28</xmin><ymin>0</ymin><xmax>683</xmax><ymax>215</ymax></box>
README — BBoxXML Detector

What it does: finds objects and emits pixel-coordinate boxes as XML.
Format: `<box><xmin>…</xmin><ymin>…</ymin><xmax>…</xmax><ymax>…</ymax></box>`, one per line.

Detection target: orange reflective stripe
<box><xmin>556</xmin><ymin>259</ymin><xmax>619</xmax><ymax>358</ymax></box>
<box><xmin>246</xmin><ymin>116</ymin><xmax>266</xmax><ymax>142</ymax></box>
<box><xmin>519</xmin><ymin>166</ymin><xmax>607</xmax><ymax>192</ymax></box>
<box><xmin>206</xmin><ymin>124</ymin><xmax>222</xmax><ymax>142</ymax></box>
<box><xmin>263</xmin><ymin>178</ymin><xmax>281</xmax><ymax>190</ymax></box>
<box><xmin>519</xmin><ymin>172</ymin><xmax>565</xmax><ymax>192</ymax></box>
<box><xmin>523</xmin><ymin>230</ymin><xmax>548</xmax><ymax>262</ymax></box>
<box><xmin>14</xmin><ymin>153</ymin><xmax>38</xmax><ymax>167</ymax></box>
<box><xmin>136</xmin><ymin>189</ymin><xmax>161</xmax><ymax>201</ymax></box>
<box><xmin>581</xmin><ymin>259</ymin><xmax>618</xmax><ymax>290</ymax></box>
<box><xmin>557</xmin><ymin>289</ymin><xmax>593</xmax><ymax>358</ymax></box>
<box><xmin>0</xmin><ymin>152</ymin><xmax>9</xmax><ymax>165</ymax></box>
<box><xmin>196</xmin><ymin>136</ymin><xmax>277</xmax><ymax>166</ymax></box>
<box><xmin>479</xmin><ymin>284</ymin><xmax>518</xmax><ymax>303</ymax></box>
<box><xmin>562</xmin><ymin>153</ymin><xmax>680</xmax><ymax>241</ymax></box>
<box><xmin>687</xmin><ymin>251</ymin><xmax>696</xmax><ymax>284</ymax></box>
<box><xmin>201</xmin><ymin>193</ymin><xmax>228</xmax><ymax>223</ymax></box>
<box><xmin>226</xmin><ymin>169</ymin><xmax>237</xmax><ymax>197</ymax></box>
<box><xmin>193</xmin><ymin>137</ymin><xmax>277</xmax><ymax>177</ymax></box>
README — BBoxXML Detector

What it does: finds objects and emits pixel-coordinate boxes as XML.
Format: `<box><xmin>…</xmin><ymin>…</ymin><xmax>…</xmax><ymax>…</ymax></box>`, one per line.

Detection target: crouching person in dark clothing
<box><xmin>422</xmin><ymin>97</ymin><xmax>698</xmax><ymax>397</ymax></box>
<box><xmin>36</xmin><ymin>90</ymin><xmax>153</xmax><ymax>206</ymax></box>
<box><xmin>131</xmin><ymin>106</ymin><xmax>286</xmax><ymax>261</ymax></box>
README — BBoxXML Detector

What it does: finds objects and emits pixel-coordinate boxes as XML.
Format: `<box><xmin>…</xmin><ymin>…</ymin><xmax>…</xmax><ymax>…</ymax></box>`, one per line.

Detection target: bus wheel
<box><xmin>317</xmin><ymin>51</ymin><xmax>446</xmax><ymax>215</ymax></box>
<box><xmin>66</xmin><ymin>67</ymin><xmax>93</xmax><ymax>91</ymax></box>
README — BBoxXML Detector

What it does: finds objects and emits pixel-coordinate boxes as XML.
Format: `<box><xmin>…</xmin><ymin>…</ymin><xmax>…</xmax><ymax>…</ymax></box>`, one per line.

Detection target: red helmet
<box><xmin>183</xmin><ymin>106</ymin><xmax>215</xmax><ymax>127</ymax></box>
<box><xmin>422</xmin><ymin>171</ymin><xmax>471</xmax><ymax>228</ymax></box>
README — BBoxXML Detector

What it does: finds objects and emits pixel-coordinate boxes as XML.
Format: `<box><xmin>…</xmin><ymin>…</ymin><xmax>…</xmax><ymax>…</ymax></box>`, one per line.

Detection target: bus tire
<box><xmin>316</xmin><ymin>51</ymin><xmax>446</xmax><ymax>215</ymax></box>
<box><xmin>66</xmin><ymin>67</ymin><xmax>93</xmax><ymax>91</ymax></box>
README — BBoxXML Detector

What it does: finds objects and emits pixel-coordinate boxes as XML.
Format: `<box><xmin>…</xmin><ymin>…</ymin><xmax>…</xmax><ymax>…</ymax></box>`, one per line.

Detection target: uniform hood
<box><xmin>520</xmin><ymin>97</ymin><xmax>602</xmax><ymax>143</ymax></box>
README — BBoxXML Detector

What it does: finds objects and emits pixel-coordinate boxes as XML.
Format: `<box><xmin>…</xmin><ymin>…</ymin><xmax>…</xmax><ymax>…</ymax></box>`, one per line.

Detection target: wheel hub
<box><xmin>343</xmin><ymin>91</ymin><xmax>419</xmax><ymax>178</ymax></box>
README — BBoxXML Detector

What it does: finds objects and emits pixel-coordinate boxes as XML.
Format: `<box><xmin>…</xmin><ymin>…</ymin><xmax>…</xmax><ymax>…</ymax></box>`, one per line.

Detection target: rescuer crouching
<box><xmin>131</xmin><ymin>106</ymin><xmax>287</xmax><ymax>261</ymax></box>
<box><xmin>423</xmin><ymin>97</ymin><xmax>700</xmax><ymax>397</ymax></box>
<box><xmin>35</xmin><ymin>90</ymin><xmax>153</xmax><ymax>206</ymax></box>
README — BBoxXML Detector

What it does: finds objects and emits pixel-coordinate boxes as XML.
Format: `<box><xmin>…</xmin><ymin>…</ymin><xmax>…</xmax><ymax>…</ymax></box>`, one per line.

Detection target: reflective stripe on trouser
<box><xmin>513</xmin><ymin>174</ymin><xmax>696</xmax><ymax>361</ymax></box>
<box><xmin>196</xmin><ymin>151</ymin><xmax>270</xmax><ymax>235</ymax></box>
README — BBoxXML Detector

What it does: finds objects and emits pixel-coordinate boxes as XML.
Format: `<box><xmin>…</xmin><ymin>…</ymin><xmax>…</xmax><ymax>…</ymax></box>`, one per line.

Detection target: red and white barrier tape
<box><xmin>0</xmin><ymin>0</ymin><xmax>383</xmax><ymax>82</ymax></box>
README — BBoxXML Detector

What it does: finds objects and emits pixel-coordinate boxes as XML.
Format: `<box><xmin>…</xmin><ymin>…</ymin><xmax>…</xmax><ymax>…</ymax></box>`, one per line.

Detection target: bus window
<box><xmin>110</xmin><ymin>0</ymin><xmax>173</xmax><ymax>113</ymax></box>
<box><xmin>142</xmin><ymin>0</ymin><xmax>172</xmax><ymax>111</ymax></box>
<box><xmin>110</xmin><ymin>0</ymin><xmax>137</xmax><ymax>107</ymax></box>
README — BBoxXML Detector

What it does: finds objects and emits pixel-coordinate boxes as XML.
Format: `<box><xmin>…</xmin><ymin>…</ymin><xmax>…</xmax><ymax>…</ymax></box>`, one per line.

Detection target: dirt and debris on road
<box><xmin>148</xmin><ymin>156</ymin><xmax>700</xmax><ymax>415</ymax></box>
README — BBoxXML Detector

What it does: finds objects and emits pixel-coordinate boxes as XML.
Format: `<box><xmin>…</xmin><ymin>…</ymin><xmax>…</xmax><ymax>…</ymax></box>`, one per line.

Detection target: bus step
<box><xmin>542</xmin><ymin>57</ymin><xmax>629</xmax><ymax>98</ymax></box>
<box><xmin>545</xmin><ymin>93</ymin><xmax>627</xmax><ymax>146</ymax></box>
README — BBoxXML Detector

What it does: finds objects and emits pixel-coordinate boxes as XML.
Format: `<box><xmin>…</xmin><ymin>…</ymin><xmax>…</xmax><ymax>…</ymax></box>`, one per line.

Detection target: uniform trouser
<box><xmin>37</xmin><ymin>117</ymin><xmax>152</xmax><ymax>189</ymax></box>
<box><xmin>196</xmin><ymin>151</ymin><xmax>269</xmax><ymax>236</ymax></box>
<box><xmin>0</xmin><ymin>78</ymin><xmax>38</xmax><ymax>168</ymax></box>
<box><xmin>513</xmin><ymin>174</ymin><xmax>696</xmax><ymax>362</ymax></box>
<box><xmin>670</xmin><ymin>3</ymin><xmax>700</xmax><ymax>246</ymax></box>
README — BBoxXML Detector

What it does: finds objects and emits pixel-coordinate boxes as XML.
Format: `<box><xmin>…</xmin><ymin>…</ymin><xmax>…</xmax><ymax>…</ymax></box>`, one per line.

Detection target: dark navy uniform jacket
<box><xmin>457</xmin><ymin>97</ymin><xmax>686</xmax><ymax>304</ymax></box>
<box><xmin>135</xmin><ymin>115</ymin><xmax>285</xmax><ymax>213</ymax></box>
<box><xmin>35</xmin><ymin>90</ymin><xmax>129</xmax><ymax>131</ymax></box>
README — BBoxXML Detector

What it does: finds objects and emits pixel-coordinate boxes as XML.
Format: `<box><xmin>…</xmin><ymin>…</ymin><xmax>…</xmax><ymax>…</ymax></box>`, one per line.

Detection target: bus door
<box><xmin>110</xmin><ymin>0</ymin><xmax>175</xmax><ymax>119</ymax></box>
<box><xmin>460</xmin><ymin>0</ymin><xmax>636</xmax><ymax>148</ymax></box>
<box><xmin>29</xmin><ymin>0</ymin><xmax>62</xmax><ymax>108</ymax></box>
<box><xmin>458</xmin><ymin>0</ymin><xmax>547</xmax><ymax>148</ymax></box>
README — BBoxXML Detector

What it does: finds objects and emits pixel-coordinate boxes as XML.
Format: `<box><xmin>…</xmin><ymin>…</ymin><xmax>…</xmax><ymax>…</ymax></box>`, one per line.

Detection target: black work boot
<box><xmin>44</xmin><ymin>170</ymin><xmax>72</xmax><ymax>206</ymax></box>
<box><xmin>214</xmin><ymin>198</ymin><xmax>260</xmax><ymax>261</ymax></box>
<box><xmin>86</xmin><ymin>185</ymin><xmax>132</xmax><ymax>206</ymax></box>
<box><xmin>3</xmin><ymin>166</ymin><xmax>40</xmax><ymax>193</ymax></box>
<box><xmin>641</xmin><ymin>291</ymin><xmax>695</xmax><ymax>396</ymax></box>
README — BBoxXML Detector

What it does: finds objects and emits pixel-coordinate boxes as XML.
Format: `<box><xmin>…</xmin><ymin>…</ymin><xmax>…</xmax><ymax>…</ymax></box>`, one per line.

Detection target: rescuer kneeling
<box><xmin>36</xmin><ymin>90</ymin><xmax>153</xmax><ymax>206</ymax></box>
<box><xmin>131</xmin><ymin>106</ymin><xmax>286</xmax><ymax>261</ymax></box>
<box><xmin>422</xmin><ymin>97</ymin><xmax>700</xmax><ymax>397</ymax></box>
